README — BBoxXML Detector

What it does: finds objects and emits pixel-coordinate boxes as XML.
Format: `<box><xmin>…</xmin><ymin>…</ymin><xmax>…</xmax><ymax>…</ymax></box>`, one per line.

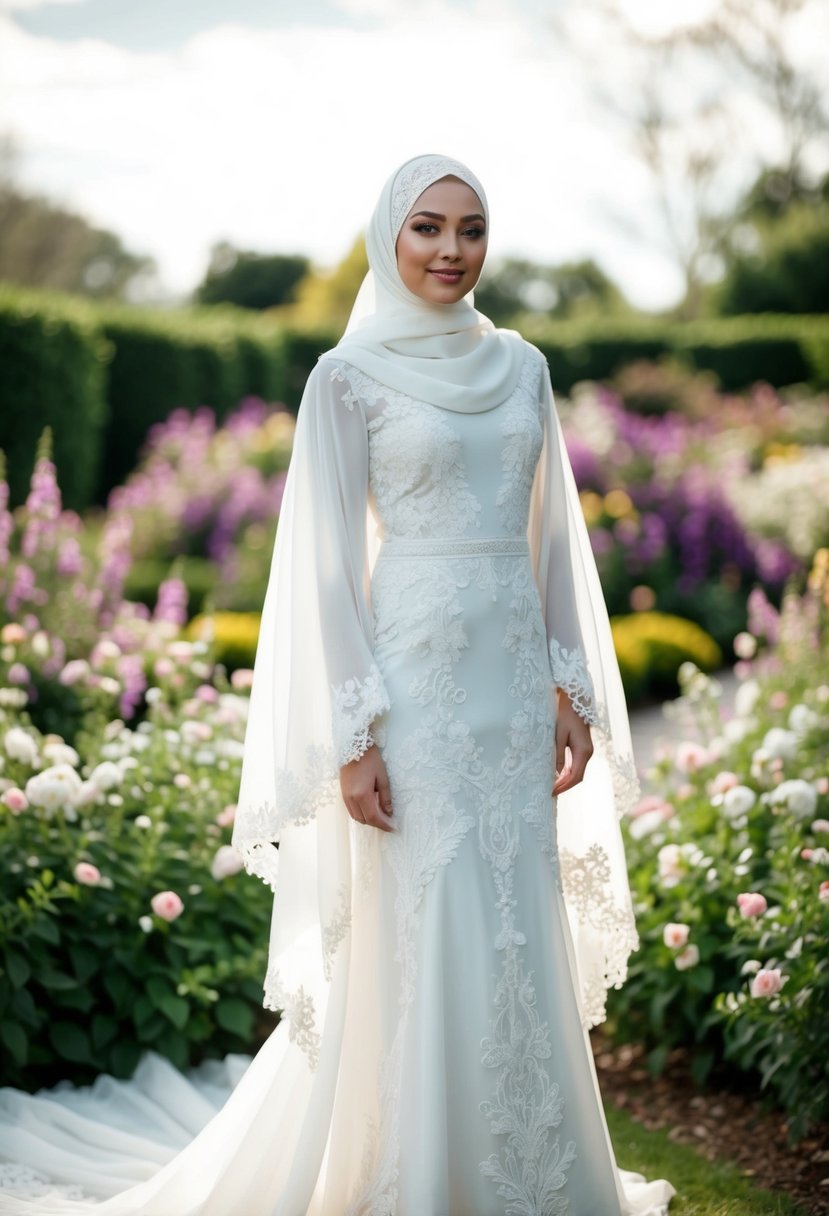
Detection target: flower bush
<box><xmin>0</xmin><ymin>655</ymin><xmax>273</xmax><ymax>1090</ymax></box>
<box><xmin>107</xmin><ymin>398</ymin><xmax>294</xmax><ymax>612</ymax></box>
<box><xmin>607</xmin><ymin>552</ymin><xmax>829</xmax><ymax>1140</ymax></box>
<box><xmin>559</xmin><ymin>376</ymin><xmax>829</xmax><ymax>647</ymax></box>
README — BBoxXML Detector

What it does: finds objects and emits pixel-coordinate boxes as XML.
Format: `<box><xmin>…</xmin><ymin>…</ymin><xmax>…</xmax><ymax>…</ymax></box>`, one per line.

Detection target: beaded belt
<box><xmin>376</xmin><ymin>535</ymin><xmax>529</xmax><ymax>560</ymax></box>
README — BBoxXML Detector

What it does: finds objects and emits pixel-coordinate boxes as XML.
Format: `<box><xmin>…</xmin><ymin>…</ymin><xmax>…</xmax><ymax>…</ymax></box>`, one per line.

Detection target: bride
<box><xmin>0</xmin><ymin>153</ymin><xmax>675</xmax><ymax>1215</ymax></box>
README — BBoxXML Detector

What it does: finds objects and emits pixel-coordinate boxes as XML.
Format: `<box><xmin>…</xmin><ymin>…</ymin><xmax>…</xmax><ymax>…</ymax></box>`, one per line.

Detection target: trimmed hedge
<box><xmin>99</xmin><ymin>303</ymin><xmax>290</xmax><ymax>497</ymax></box>
<box><xmin>611</xmin><ymin>612</ymin><xmax>722</xmax><ymax>701</ymax></box>
<box><xmin>0</xmin><ymin>286</ymin><xmax>110</xmax><ymax>511</ymax></box>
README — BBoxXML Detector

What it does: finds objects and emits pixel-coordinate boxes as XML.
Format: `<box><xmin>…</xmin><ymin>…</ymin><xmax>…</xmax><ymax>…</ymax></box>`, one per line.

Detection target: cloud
<box><xmin>0</xmin><ymin>0</ymin><xmax>87</xmax><ymax>11</ymax></box>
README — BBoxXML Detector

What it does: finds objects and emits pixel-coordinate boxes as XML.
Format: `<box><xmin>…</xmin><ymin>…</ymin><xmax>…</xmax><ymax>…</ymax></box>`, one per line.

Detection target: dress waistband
<box><xmin>376</xmin><ymin>536</ymin><xmax>530</xmax><ymax>559</ymax></box>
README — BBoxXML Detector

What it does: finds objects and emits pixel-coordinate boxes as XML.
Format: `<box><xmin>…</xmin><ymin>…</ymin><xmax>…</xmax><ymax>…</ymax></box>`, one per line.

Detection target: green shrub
<box><xmin>611</xmin><ymin>612</ymin><xmax>722</xmax><ymax>699</ymax></box>
<box><xmin>0</xmin><ymin>285</ymin><xmax>110</xmax><ymax>510</ymax></box>
<box><xmin>186</xmin><ymin>611</ymin><xmax>260</xmax><ymax>671</ymax></box>
<box><xmin>0</xmin><ymin>664</ymin><xmax>273</xmax><ymax>1090</ymax></box>
<box><xmin>607</xmin><ymin>564</ymin><xmax>829</xmax><ymax>1139</ymax></box>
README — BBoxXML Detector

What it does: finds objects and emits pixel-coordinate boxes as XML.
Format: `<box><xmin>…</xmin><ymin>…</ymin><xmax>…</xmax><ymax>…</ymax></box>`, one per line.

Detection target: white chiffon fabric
<box><xmin>0</xmin><ymin>154</ymin><xmax>675</xmax><ymax>1214</ymax></box>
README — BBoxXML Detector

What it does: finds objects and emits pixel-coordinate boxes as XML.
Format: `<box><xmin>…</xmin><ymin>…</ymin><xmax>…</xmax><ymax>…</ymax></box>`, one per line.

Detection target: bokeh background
<box><xmin>1</xmin><ymin>1</ymin><xmax>829</xmax><ymax>1203</ymax></box>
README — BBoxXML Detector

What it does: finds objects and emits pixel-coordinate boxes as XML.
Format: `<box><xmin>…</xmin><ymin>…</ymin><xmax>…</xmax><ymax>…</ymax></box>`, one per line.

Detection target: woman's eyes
<box><xmin>412</xmin><ymin>223</ymin><xmax>485</xmax><ymax>238</ymax></box>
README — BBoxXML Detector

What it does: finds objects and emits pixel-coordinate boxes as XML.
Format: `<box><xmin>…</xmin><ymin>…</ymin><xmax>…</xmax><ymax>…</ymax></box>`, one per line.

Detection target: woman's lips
<box><xmin>428</xmin><ymin>270</ymin><xmax>464</xmax><ymax>283</ymax></box>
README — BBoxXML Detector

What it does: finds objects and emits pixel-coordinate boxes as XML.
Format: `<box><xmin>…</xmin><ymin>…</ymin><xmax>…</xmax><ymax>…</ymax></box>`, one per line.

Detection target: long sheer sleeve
<box><xmin>231</xmin><ymin>357</ymin><xmax>390</xmax><ymax>1054</ymax></box>
<box><xmin>527</xmin><ymin>353</ymin><xmax>640</xmax><ymax>1028</ymax></box>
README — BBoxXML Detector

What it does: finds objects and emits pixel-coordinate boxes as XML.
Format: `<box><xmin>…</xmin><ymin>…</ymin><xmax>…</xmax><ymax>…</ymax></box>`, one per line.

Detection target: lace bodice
<box><xmin>327</xmin><ymin>347</ymin><xmax>545</xmax><ymax>544</ymax></box>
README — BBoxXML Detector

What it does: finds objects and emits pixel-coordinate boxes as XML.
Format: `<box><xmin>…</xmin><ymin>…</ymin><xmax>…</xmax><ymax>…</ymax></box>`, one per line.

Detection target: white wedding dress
<box><xmin>0</xmin><ymin>343</ymin><xmax>674</xmax><ymax>1214</ymax></box>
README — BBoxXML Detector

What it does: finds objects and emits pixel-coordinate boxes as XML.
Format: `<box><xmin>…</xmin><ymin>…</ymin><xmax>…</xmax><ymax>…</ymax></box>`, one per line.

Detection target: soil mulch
<box><xmin>591</xmin><ymin>1031</ymin><xmax>829</xmax><ymax>1215</ymax></box>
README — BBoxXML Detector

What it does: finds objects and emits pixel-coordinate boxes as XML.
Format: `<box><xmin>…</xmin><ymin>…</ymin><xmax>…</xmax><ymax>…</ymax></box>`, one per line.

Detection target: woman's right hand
<box><xmin>339</xmin><ymin>744</ymin><xmax>396</xmax><ymax>832</ymax></box>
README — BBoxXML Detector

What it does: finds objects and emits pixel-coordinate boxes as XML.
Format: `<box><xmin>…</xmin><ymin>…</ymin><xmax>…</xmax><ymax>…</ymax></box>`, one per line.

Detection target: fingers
<box><xmin>552</xmin><ymin>722</ymin><xmax>594</xmax><ymax>797</ymax></box>
<box><xmin>340</xmin><ymin>754</ymin><xmax>396</xmax><ymax>832</ymax></box>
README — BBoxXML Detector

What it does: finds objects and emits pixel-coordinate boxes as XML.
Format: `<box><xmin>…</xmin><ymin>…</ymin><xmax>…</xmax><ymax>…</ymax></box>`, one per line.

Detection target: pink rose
<box><xmin>750</xmin><ymin>968</ymin><xmax>784</xmax><ymax>997</ymax></box>
<box><xmin>74</xmin><ymin>862</ymin><xmax>101</xmax><ymax>886</ymax></box>
<box><xmin>8</xmin><ymin>663</ymin><xmax>29</xmax><ymax>685</ymax></box>
<box><xmin>737</xmin><ymin>892</ymin><xmax>768</xmax><ymax>919</ymax></box>
<box><xmin>710</xmin><ymin>771</ymin><xmax>740</xmax><ymax>795</ymax></box>
<box><xmin>216</xmin><ymin>803</ymin><xmax>236</xmax><ymax>827</ymax></box>
<box><xmin>173</xmin><ymin>773</ymin><xmax>191</xmax><ymax>789</ymax></box>
<box><xmin>676</xmin><ymin>742</ymin><xmax>708</xmax><ymax>774</ymax></box>
<box><xmin>2</xmin><ymin>788</ymin><xmax>28</xmax><ymax>814</ymax></box>
<box><xmin>812</xmin><ymin>819</ymin><xmax>829</xmax><ymax>834</ymax></box>
<box><xmin>210</xmin><ymin>845</ymin><xmax>244</xmax><ymax>881</ymax></box>
<box><xmin>819</xmin><ymin>881</ymin><xmax>829</xmax><ymax>904</ymax></box>
<box><xmin>674</xmin><ymin>944</ymin><xmax>700</xmax><ymax>971</ymax></box>
<box><xmin>801</xmin><ymin>848</ymin><xmax>814</xmax><ymax>861</ymax></box>
<box><xmin>151</xmin><ymin>890</ymin><xmax>184</xmax><ymax>921</ymax></box>
<box><xmin>663</xmin><ymin>922</ymin><xmax>690</xmax><ymax>949</ymax></box>
<box><xmin>196</xmin><ymin>684</ymin><xmax>219</xmax><ymax>703</ymax></box>
<box><xmin>230</xmin><ymin>668</ymin><xmax>254</xmax><ymax>691</ymax></box>
<box><xmin>817</xmin><ymin>777</ymin><xmax>829</xmax><ymax>795</ymax></box>
<box><xmin>769</xmin><ymin>690</ymin><xmax>789</xmax><ymax>710</ymax></box>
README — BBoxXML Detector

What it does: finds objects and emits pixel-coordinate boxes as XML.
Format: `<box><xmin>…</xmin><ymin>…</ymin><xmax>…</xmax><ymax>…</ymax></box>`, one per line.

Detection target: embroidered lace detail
<box><xmin>331</xmin><ymin>662</ymin><xmax>392</xmax><ymax>767</ymax></box>
<box><xmin>331</xmin><ymin>361</ymin><xmax>483</xmax><ymax>541</ymax></box>
<box><xmin>479</xmin><ymin>949</ymin><xmax>577</xmax><ymax>1214</ymax></box>
<box><xmin>262</xmin><ymin>966</ymin><xmax>321</xmax><ymax>1070</ymax></box>
<box><xmin>548</xmin><ymin>638</ymin><xmax>598</xmax><ymax>726</ymax></box>
<box><xmin>390</xmin><ymin>155</ymin><xmax>484</xmax><ymax>238</ymax></box>
<box><xmin>321</xmin><ymin>882</ymin><xmax>352</xmax><ymax>982</ymax></box>
<box><xmin>496</xmin><ymin>350</ymin><xmax>545</xmax><ymax>533</ymax></box>
<box><xmin>379</xmin><ymin>535</ymin><xmax>530</xmax><ymax>559</ymax></box>
<box><xmin>232</xmin><ymin>741</ymin><xmax>339</xmax><ymax>890</ymax></box>
<box><xmin>558</xmin><ymin>842</ymin><xmax>640</xmax><ymax>1027</ymax></box>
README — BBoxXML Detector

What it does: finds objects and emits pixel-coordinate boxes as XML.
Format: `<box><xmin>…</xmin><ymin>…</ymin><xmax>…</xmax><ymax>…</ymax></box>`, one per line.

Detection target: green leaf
<box><xmin>690</xmin><ymin>1049</ymin><xmax>715</xmax><ymax>1086</ymax></box>
<box><xmin>38</xmin><ymin>969</ymin><xmax>78</xmax><ymax>991</ymax></box>
<box><xmin>0</xmin><ymin>1021</ymin><xmax>28</xmax><ymax>1066</ymax></box>
<box><xmin>646</xmin><ymin>1043</ymin><xmax>669</xmax><ymax>1076</ymax></box>
<box><xmin>68</xmin><ymin>943</ymin><xmax>99</xmax><ymax>984</ymax></box>
<box><xmin>49</xmin><ymin>1022</ymin><xmax>91</xmax><ymax>1064</ymax></box>
<box><xmin>147</xmin><ymin>976</ymin><xmax>174</xmax><ymax>1010</ymax></box>
<box><xmin>91</xmin><ymin>1015</ymin><xmax>118</xmax><ymax>1051</ymax></box>
<box><xmin>133</xmin><ymin>994</ymin><xmax>156</xmax><ymax>1029</ymax></box>
<box><xmin>109</xmin><ymin>1039</ymin><xmax>140</xmax><ymax>1078</ymax></box>
<box><xmin>215</xmin><ymin>998</ymin><xmax>254</xmax><ymax>1038</ymax></box>
<box><xmin>158</xmin><ymin>994</ymin><xmax>189</xmax><ymax>1030</ymax></box>
<box><xmin>28</xmin><ymin>917</ymin><xmax>59</xmax><ymax>945</ymax></box>
<box><xmin>688</xmin><ymin>964</ymin><xmax>715</xmax><ymax>994</ymax></box>
<box><xmin>4</xmin><ymin>950</ymin><xmax>31</xmax><ymax>989</ymax></box>
<box><xmin>103</xmin><ymin>969</ymin><xmax>134</xmax><ymax>1007</ymax></box>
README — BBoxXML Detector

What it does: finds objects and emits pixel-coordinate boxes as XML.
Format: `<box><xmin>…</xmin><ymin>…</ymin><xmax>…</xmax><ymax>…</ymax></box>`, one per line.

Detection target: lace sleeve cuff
<box><xmin>549</xmin><ymin>638</ymin><xmax>599</xmax><ymax>727</ymax></box>
<box><xmin>330</xmin><ymin>663</ymin><xmax>391</xmax><ymax>767</ymax></box>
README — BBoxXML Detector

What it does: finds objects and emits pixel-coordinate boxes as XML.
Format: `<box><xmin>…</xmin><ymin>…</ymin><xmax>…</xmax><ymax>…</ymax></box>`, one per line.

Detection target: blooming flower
<box><xmin>42</xmin><ymin>741</ymin><xmax>80</xmax><ymax>768</ymax></box>
<box><xmin>771</xmin><ymin>779</ymin><xmax>818</xmax><ymax>820</ymax></box>
<box><xmin>59</xmin><ymin>659</ymin><xmax>90</xmax><ymax>686</ymax></box>
<box><xmin>737</xmin><ymin>892</ymin><xmax>768</xmax><ymax>918</ymax></box>
<box><xmin>812</xmin><ymin>819</ymin><xmax>829</xmax><ymax>834</ymax></box>
<box><xmin>150</xmin><ymin>891</ymin><xmax>184</xmax><ymax>921</ymax></box>
<box><xmin>762</xmin><ymin>727</ymin><xmax>798</xmax><ymax>761</ymax></box>
<box><xmin>210</xmin><ymin>845</ymin><xmax>244</xmax><ymax>881</ymax></box>
<box><xmin>789</xmin><ymin>704</ymin><xmax>819</xmax><ymax>736</ymax></box>
<box><xmin>4</xmin><ymin>726</ymin><xmax>39</xmax><ymax>766</ymax></box>
<box><xmin>74</xmin><ymin>862</ymin><xmax>101</xmax><ymax>886</ymax></box>
<box><xmin>734</xmin><ymin>679</ymin><xmax>761</xmax><ymax>718</ymax></box>
<box><xmin>750</xmin><ymin>968</ymin><xmax>785</xmax><ymax>997</ymax></box>
<box><xmin>88</xmin><ymin>761</ymin><xmax>123</xmax><ymax>792</ymax></box>
<box><xmin>216</xmin><ymin>804</ymin><xmax>236</xmax><ymax>827</ymax></box>
<box><xmin>710</xmin><ymin>771</ymin><xmax>739</xmax><ymax>795</ymax></box>
<box><xmin>722</xmin><ymin>785</ymin><xmax>757</xmax><ymax>821</ymax></box>
<box><xmin>819</xmin><ymin>881</ymin><xmax>829</xmax><ymax>904</ymax></box>
<box><xmin>2</xmin><ymin>788</ymin><xmax>28</xmax><ymax>813</ymax></box>
<box><xmin>675</xmin><ymin>741</ymin><xmax>708</xmax><ymax>773</ymax></box>
<box><xmin>674</xmin><ymin>944</ymin><xmax>700</xmax><ymax>971</ymax></box>
<box><xmin>25</xmin><ymin>764</ymin><xmax>83</xmax><ymax>812</ymax></box>
<box><xmin>662</xmin><ymin>923</ymin><xmax>690</xmax><ymax>949</ymax></box>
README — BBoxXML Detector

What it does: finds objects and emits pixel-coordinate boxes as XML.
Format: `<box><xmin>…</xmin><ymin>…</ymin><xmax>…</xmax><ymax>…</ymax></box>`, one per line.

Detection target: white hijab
<box><xmin>322</xmin><ymin>153</ymin><xmax>527</xmax><ymax>413</ymax></box>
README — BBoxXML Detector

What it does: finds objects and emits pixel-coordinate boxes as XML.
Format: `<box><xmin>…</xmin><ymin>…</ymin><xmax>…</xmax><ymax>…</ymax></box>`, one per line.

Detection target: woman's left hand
<box><xmin>553</xmin><ymin>689</ymin><xmax>594</xmax><ymax>796</ymax></box>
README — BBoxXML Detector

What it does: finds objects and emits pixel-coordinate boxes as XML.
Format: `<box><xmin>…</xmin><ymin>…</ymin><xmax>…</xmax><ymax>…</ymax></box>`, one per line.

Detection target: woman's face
<box><xmin>395</xmin><ymin>176</ymin><xmax>488</xmax><ymax>304</ymax></box>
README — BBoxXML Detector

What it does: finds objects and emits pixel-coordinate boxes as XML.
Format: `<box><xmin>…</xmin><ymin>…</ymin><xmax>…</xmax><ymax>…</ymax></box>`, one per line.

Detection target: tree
<box><xmin>281</xmin><ymin>236</ymin><xmax>369</xmax><ymax>331</ymax></box>
<box><xmin>0</xmin><ymin>134</ymin><xmax>157</xmax><ymax>302</ymax></box>
<box><xmin>193</xmin><ymin>242</ymin><xmax>310</xmax><ymax>311</ymax></box>
<box><xmin>474</xmin><ymin>256</ymin><xmax>632</xmax><ymax>326</ymax></box>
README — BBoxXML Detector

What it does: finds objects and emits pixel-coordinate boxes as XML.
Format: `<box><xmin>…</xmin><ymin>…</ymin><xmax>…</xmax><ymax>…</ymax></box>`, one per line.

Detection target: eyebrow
<box><xmin>410</xmin><ymin>210</ymin><xmax>486</xmax><ymax>223</ymax></box>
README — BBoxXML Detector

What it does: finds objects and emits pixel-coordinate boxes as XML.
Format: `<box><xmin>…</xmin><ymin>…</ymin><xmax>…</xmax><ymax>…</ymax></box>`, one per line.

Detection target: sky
<box><xmin>1</xmin><ymin>0</ymin><xmax>827</xmax><ymax>311</ymax></box>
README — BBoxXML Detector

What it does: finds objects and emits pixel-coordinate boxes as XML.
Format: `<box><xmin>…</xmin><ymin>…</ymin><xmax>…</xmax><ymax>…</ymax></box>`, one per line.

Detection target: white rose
<box><xmin>723</xmin><ymin>717</ymin><xmax>753</xmax><ymax>744</ymax></box>
<box><xmin>629</xmin><ymin>810</ymin><xmax>665</xmax><ymax>840</ymax></box>
<box><xmin>771</xmin><ymin>779</ymin><xmax>818</xmax><ymax>820</ymax></box>
<box><xmin>4</xmin><ymin>727</ymin><xmax>39</xmax><ymax>767</ymax></box>
<box><xmin>722</xmin><ymin>785</ymin><xmax>757</xmax><ymax>821</ymax></box>
<box><xmin>788</xmin><ymin>704</ymin><xmax>819</xmax><ymax>737</ymax></box>
<box><xmin>734</xmin><ymin>680</ymin><xmax>760</xmax><ymax>718</ymax></box>
<box><xmin>762</xmin><ymin>728</ymin><xmax>798</xmax><ymax>761</ymax></box>
<box><xmin>210</xmin><ymin>845</ymin><xmax>244</xmax><ymax>881</ymax></box>
<box><xmin>88</xmin><ymin>761</ymin><xmax>123</xmax><ymax>792</ymax></box>
<box><xmin>663</xmin><ymin>923</ymin><xmax>690</xmax><ymax>949</ymax></box>
<box><xmin>657</xmin><ymin>844</ymin><xmax>683</xmax><ymax>887</ymax></box>
<box><xmin>25</xmin><ymin>764</ymin><xmax>83</xmax><ymax>812</ymax></box>
<box><xmin>42</xmin><ymin>742</ymin><xmax>80</xmax><ymax>768</ymax></box>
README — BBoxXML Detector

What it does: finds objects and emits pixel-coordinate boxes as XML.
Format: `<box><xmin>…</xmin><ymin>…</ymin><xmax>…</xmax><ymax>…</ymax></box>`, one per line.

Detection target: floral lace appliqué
<box><xmin>331</xmin><ymin>662</ymin><xmax>392</xmax><ymax>767</ymax></box>
<box><xmin>548</xmin><ymin>638</ymin><xmax>598</xmax><ymax>726</ymax></box>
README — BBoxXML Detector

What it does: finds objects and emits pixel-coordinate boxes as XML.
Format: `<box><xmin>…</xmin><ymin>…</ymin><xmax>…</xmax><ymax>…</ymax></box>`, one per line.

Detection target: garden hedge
<box><xmin>0</xmin><ymin>286</ymin><xmax>110</xmax><ymax>511</ymax></box>
<box><xmin>2</xmin><ymin>283</ymin><xmax>828</xmax><ymax>507</ymax></box>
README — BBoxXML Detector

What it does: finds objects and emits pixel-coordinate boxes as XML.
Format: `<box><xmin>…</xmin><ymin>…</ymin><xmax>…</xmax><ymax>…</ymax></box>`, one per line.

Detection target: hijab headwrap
<box><xmin>322</xmin><ymin>153</ymin><xmax>527</xmax><ymax>412</ymax></box>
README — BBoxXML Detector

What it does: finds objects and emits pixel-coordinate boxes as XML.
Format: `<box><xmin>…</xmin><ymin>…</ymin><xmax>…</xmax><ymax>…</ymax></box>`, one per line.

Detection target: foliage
<box><xmin>282</xmin><ymin>235</ymin><xmax>369</xmax><ymax>332</ymax></box>
<box><xmin>611</xmin><ymin>613</ymin><xmax>721</xmax><ymax>701</ymax></box>
<box><xmin>185</xmin><ymin>613</ymin><xmax>261</xmax><ymax>672</ymax></box>
<box><xmin>0</xmin><ymin>658</ymin><xmax>271</xmax><ymax>1090</ymax></box>
<box><xmin>714</xmin><ymin>201</ymin><xmax>829</xmax><ymax>317</ymax></box>
<box><xmin>0</xmin><ymin>285</ymin><xmax>110</xmax><ymax>511</ymax></box>
<box><xmin>108</xmin><ymin>399</ymin><xmax>294</xmax><ymax>611</ymax></box>
<box><xmin>607</xmin><ymin>555</ymin><xmax>829</xmax><ymax>1140</ymax></box>
<box><xmin>473</xmin><ymin>256</ymin><xmax>632</xmax><ymax>327</ymax></box>
<box><xmin>194</xmin><ymin>241</ymin><xmax>309</xmax><ymax>311</ymax></box>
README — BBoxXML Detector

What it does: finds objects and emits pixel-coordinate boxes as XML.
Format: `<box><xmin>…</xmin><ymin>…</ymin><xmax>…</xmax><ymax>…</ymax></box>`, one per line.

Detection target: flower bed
<box><xmin>607</xmin><ymin>552</ymin><xmax>829</xmax><ymax>1139</ymax></box>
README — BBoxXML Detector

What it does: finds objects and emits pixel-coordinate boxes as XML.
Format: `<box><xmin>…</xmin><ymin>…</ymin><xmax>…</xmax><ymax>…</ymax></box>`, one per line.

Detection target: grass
<box><xmin>605</xmin><ymin>1103</ymin><xmax>811</xmax><ymax>1216</ymax></box>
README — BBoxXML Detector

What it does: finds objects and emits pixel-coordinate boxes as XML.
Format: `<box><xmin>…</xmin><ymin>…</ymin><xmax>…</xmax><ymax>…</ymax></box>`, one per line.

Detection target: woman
<box><xmin>0</xmin><ymin>154</ymin><xmax>675</xmax><ymax>1214</ymax></box>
